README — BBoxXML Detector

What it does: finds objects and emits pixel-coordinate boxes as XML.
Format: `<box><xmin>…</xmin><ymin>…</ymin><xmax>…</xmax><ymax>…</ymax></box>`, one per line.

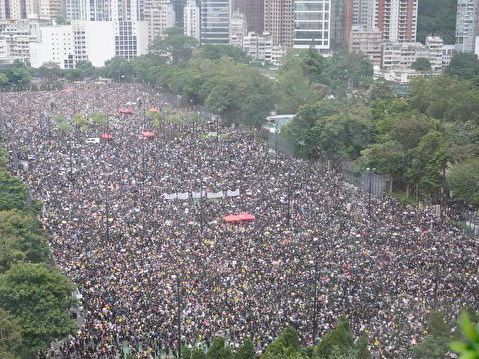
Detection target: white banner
<box><xmin>207</xmin><ymin>191</ymin><xmax>224</xmax><ymax>199</ymax></box>
<box><xmin>163</xmin><ymin>193</ymin><xmax>177</xmax><ymax>200</ymax></box>
<box><xmin>226</xmin><ymin>189</ymin><xmax>240</xmax><ymax>197</ymax></box>
<box><xmin>191</xmin><ymin>191</ymin><xmax>202</xmax><ymax>199</ymax></box>
<box><xmin>178</xmin><ymin>192</ymin><xmax>189</xmax><ymax>200</ymax></box>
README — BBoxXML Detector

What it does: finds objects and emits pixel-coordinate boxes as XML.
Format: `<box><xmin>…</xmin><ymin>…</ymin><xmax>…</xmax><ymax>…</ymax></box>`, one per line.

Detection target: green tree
<box><xmin>0</xmin><ymin>73</ymin><xmax>9</xmax><ymax>87</ymax></box>
<box><xmin>0</xmin><ymin>263</ymin><xmax>77</xmax><ymax>355</ymax></box>
<box><xmin>0</xmin><ymin>146</ymin><xmax>9</xmax><ymax>168</ymax></box>
<box><xmin>319</xmin><ymin>51</ymin><xmax>373</xmax><ymax>97</ymax></box>
<box><xmin>448</xmin><ymin>158</ymin><xmax>479</xmax><ymax>205</ymax></box>
<box><xmin>446</xmin><ymin>53</ymin><xmax>479</xmax><ymax>82</ymax></box>
<box><xmin>192</xmin><ymin>348</ymin><xmax>207</xmax><ymax>359</ymax></box>
<box><xmin>276</xmin><ymin>64</ymin><xmax>322</xmax><ymax>114</ymax></box>
<box><xmin>75</xmin><ymin>61</ymin><xmax>96</xmax><ymax>79</ymax></box>
<box><xmin>412</xmin><ymin>58</ymin><xmax>432</xmax><ymax>72</ymax></box>
<box><xmin>262</xmin><ymin>327</ymin><xmax>306</xmax><ymax>359</ymax></box>
<box><xmin>0</xmin><ymin>307</ymin><xmax>22</xmax><ymax>359</ymax></box>
<box><xmin>72</xmin><ymin>113</ymin><xmax>90</xmax><ymax>131</ymax></box>
<box><xmin>6</xmin><ymin>66</ymin><xmax>32</xmax><ymax>87</ymax></box>
<box><xmin>234</xmin><ymin>339</ymin><xmax>255</xmax><ymax>359</ymax></box>
<box><xmin>412</xmin><ymin>311</ymin><xmax>454</xmax><ymax>358</ymax></box>
<box><xmin>314</xmin><ymin>316</ymin><xmax>355</xmax><ymax>358</ymax></box>
<box><xmin>193</xmin><ymin>45</ymin><xmax>250</xmax><ymax>63</ymax></box>
<box><xmin>450</xmin><ymin>312</ymin><xmax>479</xmax><ymax>359</ymax></box>
<box><xmin>0</xmin><ymin>171</ymin><xmax>28</xmax><ymax>212</ymax></box>
<box><xmin>37</xmin><ymin>62</ymin><xmax>63</xmax><ymax>81</ymax></box>
<box><xmin>407</xmin><ymin>130</ymin><xmax>448</xmax><ymax>197</ymax></box>
<box><xmin>89</xmin><ymin>112</ymin><xmax>108</xmax><ymax>128</ymax></box>
<box><xmin>0</xmin><ymin>210</ymin><xmax>51</xmax><ymax>273</ymax></box>
<box><xmin>314</xmin><ymin>105</ymin><xmax>372</xmax><ymax>159</ymax></box>
<box><xmin>356</xmin><ymin>336</ymin><xmax>370</xmax><ymax>359</ymax></box>
<box><xmin>102</xmin><ymin>57</ymin><xmax>134</xmax><ymax>82</ymax></box>
<box><xmin>149</xmin><ymin>26</ymin><xmax>198</xmax><ymax>64</ymax></box>
<box><xmin>206</xmin><ymin>337</ymin><xmax>233</xmax><ymax>359</ymax></box>
<box><xmin>355</xmin><ymin>140</ymin><xmax>406</xmax><ymax>179</ymax></box>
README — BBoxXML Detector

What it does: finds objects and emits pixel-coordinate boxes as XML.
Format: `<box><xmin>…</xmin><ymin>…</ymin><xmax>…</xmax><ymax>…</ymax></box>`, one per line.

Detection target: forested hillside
<box><xmin>417</xmin><ymin>0</ymin><xmax>457</xmax><ymax>44</ymax></box>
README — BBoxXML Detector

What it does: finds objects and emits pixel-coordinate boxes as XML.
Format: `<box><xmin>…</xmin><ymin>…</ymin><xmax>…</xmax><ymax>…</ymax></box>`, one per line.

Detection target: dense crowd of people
<box><xmin>0</xmin><ymin>83</ymin><xmax>478</xmax><ymax>358</ymax></box>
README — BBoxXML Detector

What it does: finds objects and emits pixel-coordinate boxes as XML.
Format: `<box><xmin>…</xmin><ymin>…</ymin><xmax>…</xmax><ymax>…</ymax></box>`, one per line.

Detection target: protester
<box><xmin>1</xmin><ymin>83</ymin><xmax>477</xmax><ymax>358</ymax></box>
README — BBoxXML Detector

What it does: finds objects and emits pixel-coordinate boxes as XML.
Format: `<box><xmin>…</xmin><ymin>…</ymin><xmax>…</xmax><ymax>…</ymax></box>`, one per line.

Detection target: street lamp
<box><xmin>310</xmin><ymin>259</ymin><xmax>319</xmax><ymax>345</ymax></box>
<box><xmin>366</xmin><ymin>167</ymin><xmax>375</xmax><ymax>216</ymax></box>
<box><xmin>171</xmin><ymin>275</ymin><xmax>182</xmax><ymax>359</ymax></box>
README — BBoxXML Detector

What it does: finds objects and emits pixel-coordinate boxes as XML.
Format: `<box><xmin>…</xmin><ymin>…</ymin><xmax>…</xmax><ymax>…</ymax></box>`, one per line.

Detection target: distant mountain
<box><xmin>417</xmin><ymin>0</ymin><xmax>457</xmax><ymax>44</ymax></box>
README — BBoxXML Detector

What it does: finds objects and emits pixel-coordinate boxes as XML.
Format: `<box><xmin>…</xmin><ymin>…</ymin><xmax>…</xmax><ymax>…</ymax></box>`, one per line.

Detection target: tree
<box><xmin>448</xmin><ymin>158</ymin><xmax>479</xmax><ymax>205</ymax></box>
<box><xmin>72</xmin><ymin>113</ymin><xmax>90</xmax><ymax>131</ymax></box>
<box><xmin>37</xmin><ymin>62</ymin><xmax>63</xmax><ymax>81</ymax></box>
<box><xmin>149</xmin><ymin>26</ymin><xmax>198</xmax><ymax>64</ymax></box>
<box><xmin>0</xmin><ymin>307</ymin><xmax>22</xmax><ymax>359</ymax></box>
<box><xmin>0</xmin><ymin>263</ymin><xmax>77</xmax><ymax>355</ymax></box>
<box><xmin>0</xmin><ymin>171</ymin><xmax>29</xmax><ymax>212</ymax></box>
<box><xmin>193</xmin><ymin>45</ymin><xmax>250</xmax><ymax>63</ymax></box>
<box><xmin>446</xmin><ymin>53</ymin><xmax>479</xmax><ymax>82</ymax></box>
<box><xmin>276</xmin><ymin>64</ymin><xmax>322</xmax><ymax>114</ymax></box>
<box><xmin>89</xmin><ymin>112</ymin><xmax>108</xmax><ymax>128</ymax></box>
<box><xmin>75</xmin><ymin>61</ymin><xmax>96</xmax><ymax>79</ymax></box>
<box><xmin>407</xmin><ymin>130</ymin><xmax>448</xmax><ymax>197</ymax></box>
<box><xmin>102</xmin><ymin>57</ymin><xmax>134</xmax><ymax>82</ymax></box>
<box><xmin>314</xmin><ymin>316</ymin><xmax>356</xmax><ymax>358</ymax></box>
<box><xmin>412</xmin><ymin>311</ymin><xmax>454</xmax><ymax>358</ymax></box>
<box><xmin>6</xmin><ymin>66</ymin><xmax>31</xmax><ymax>87</ymax></box>
<box><xmin>234</xmin><ymin>339</ymin><xmax>255</xmax><ymax>359</ymax></box>
<box><xmin>0</xmin><ymin>73</ymin><xmax>9</xmax><ymax>87</ymax></box>
<box><xmin>318</xmin><ymin>51</ymin><xmax>374</xmax><ymax>97</ymax></box>
<box><xmin>412</xmin><ymin>58</ymin><xmax>432</xmax><ymax>72</ymax></box>
<box><xmin>262</xmin><ymin>326</ymin><xmax>307</xmax><ymax>359</ymax></box>
<box><xmin>450</xmin><ymin>312</ymin><xmax>479</xmax><ymax>359</ymax></box>
<box><xmin>0</xmin><ymin>146</ymin><xmax>9</xmax><ymax>168</ymax></box>
<box><xmin>52</xmin><ymin>114</ymin><xmax>70</xmax><ymax>134</ymax></box>
<box><xmin>0</xmin><ymin>210</ymin><xmax>51</xmax><ymax>273</ymax></box>
<box><xmin>192</xmin><ymin>348</ymin><xmax>207</xmax><ymax>359</ymax></box>
<box><xmin>206</xmin><ymin>337</ymin><xmax>233</xmax><ymax>359</ymax></box>
<box><xmin>366</xmin><ymin>79</ymin><xmax>394</xmax><ymax>102</ymax></box>
<box><xmin>355</xmin><ymin>141</ymin><xmax>406</xmax><ymax>179</ymax></box>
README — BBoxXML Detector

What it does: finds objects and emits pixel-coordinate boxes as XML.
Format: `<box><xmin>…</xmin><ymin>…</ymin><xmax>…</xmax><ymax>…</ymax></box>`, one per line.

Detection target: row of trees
<box><xmin>170</xmin><ymin>310</ymin><xmax>479</xmax><ymax>359</ymax></box>
<box><xmin>413</xmin><ymin>309</ymin><xmax>479</xmax><ymax>359</ymax></box>
<box><xmin>281</xmin><ymin>47</ymin><xmax>479</xmax><ymax>205</ymax></box>
<box><xmin>0</xmin><ymin>139</ymin><xmax>77</xmax><ymax>358</ymax></box>
<box><xmin>174</xmin><ymin>317</ymin><xmax>370</xmax><ymax>359</ymax></box>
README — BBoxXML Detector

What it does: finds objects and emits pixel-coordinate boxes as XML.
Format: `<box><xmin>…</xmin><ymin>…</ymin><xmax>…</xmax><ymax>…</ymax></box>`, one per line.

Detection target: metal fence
<box><xmin>342</xmin><ymin>162</ymin><xmax>393</xmax><ymax>196</ymax></box>
<box><xmin>265</xmin><ymin>130</ymin><xmax>298</xmax><ymax>157</ymax></box>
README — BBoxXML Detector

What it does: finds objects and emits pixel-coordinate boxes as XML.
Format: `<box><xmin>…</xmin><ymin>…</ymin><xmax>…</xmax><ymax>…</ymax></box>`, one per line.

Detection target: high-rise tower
<box><xmin>264</xmin><ymin>0</ymin><xmax>294</xmax><ymax>47</ymax></box>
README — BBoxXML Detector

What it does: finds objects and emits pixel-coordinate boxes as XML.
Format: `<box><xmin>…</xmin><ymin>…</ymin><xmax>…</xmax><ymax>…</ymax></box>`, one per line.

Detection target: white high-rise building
<box><xmin>111</xmin><ymin>0</ymin><xmax>149</xmax><ymax>58</ymax></box>
<box><xmin>229</xmin><ymin>10</ymin><xmax>246</xmax><ymax>47</ymax></box>
<box><xmin>30</xmin><ymin>21</ymin><xmax>117</xmax><ymax>68</ymax></box>
<box><xmin>293</xmin><ymin>0</ymin><xmax>331</xmax><ymax>50</ymax></box>
<box><xmin>352</xmin><ymin>0</ymin><xmax>376</xmax><ymax>30</ymax></box>
<box><xmin>0</xmin><ymin>0</ymin><xmax>39</xmax><ymax>19</ymax></box>
<box><xmin>144</xmin><ymin>0</ymin><xmax>175</xmax><ymax>44</ymax></box>
<box><xmin>426</xmin><ymin>35</ymin><xmax>444</xmax><ymax>71</ymax></box>
<box><xmin>455</xmin><ymin>0</ymin><xmax>478</xmax><ymax>53</ymax></box>
<box><xmin>30</xmin><ymin>25</ymin><xmax>75</xmax><ymax>68</ymax></box>
<box><xmin>442</xmin><ymin>44</ymin><xmax>455</xmax><ymax>67</ymax></box>
<box><xmin>39</xmin><ymin>0</ymin><xmax>64</xmax><ymax>19</ymax></box>
<box><xmin>183</xmin><ymin>0</ymin><xmax>199</xmax><ymax>41</ymax></box>
<box><xmin>242</xmin><ymin>31</ymin><xmax>270</xmax><ymax>60</ymax></box>
<box><xmin>0</xmin><ymin>19</ymin><xmax>40</xmax><ymax>64</ymax></box>
<box><xmin>200</xmin><ymin>0</ymin><xmax>230</xmax><ymax>45</ymax></box>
